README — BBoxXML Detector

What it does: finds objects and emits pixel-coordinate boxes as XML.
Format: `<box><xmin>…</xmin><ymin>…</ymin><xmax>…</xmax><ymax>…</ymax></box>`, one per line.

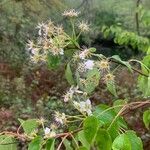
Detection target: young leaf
<box><xmin>112</xmin><ymin>133</ymin><xmax>131</xmax><ymax>150</ymax></box>
<box><xmin>0</xmin><ymin>135</ymin><xmax>17</xmax><ymax>150</ymax></box>
<box><xmin>83</xmin><ymin>116</ymin><xmax>99</xmax><ymax>145</ymax></box>
<box><xmin>18</xmin><ymin>119</ymin><xmax>39</xmax><ymax>135</ymax></box>
<box><xmin>143</xmin><ymin>109</ymin><xmax>150</xmax><ymax>129</ymax></box>
<box><xmin>65</xmin><ymin>63</ymin><xmax>75</xmax><ymax>85</ymax></box>
<box><xmin>28</xmin><ymin>136</ymin><xmax>42</xmax><ymax>150</ymax></box>
<box><xmin>89</xmin><ymin>47</ymin><xmax>96</xmax><ymax>52</ymax></box>
<box><xmin>96</xmin><ymin>129</ymin><xmax>112</xmax><ymax>150</ymax></box>
<box><xmin>85</xmin><ymin>68</ymin><xmax>100</xmax><ymax>94</ymax></box>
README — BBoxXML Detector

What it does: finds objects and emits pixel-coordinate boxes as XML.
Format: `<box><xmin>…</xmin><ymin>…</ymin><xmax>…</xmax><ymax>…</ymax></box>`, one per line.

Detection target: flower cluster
<box><xmin>27</xmin><ymin>9</ymin><xmax>90</xmax><ymax>63</ymax></box>
<box><xmin>27</xmin><ymin>20</ymin><xmax>69</xmax><ymax>63</ymax></box>
<box><xmin>26</xmin><ymin>9</ymin><xmax>115</xmax><ymax>140</ymax></box>
<box><xmin>73</xmin><ymin>99</ymin><xmax>92</xmax><ymax>116</ymax></box>
<box><xmin>54</xmin><ymin>111</ymin><xmax>67</xmax><ymax>125</ymax></box>
<box><xmin>78</xmin><ymin>21</ymin><xmax>90</xmax><ymax>32</ymax></box>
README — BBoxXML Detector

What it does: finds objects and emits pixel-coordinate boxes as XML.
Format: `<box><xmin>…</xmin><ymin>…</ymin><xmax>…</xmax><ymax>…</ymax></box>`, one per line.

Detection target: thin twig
<box><xmin>0</xmin><ymin>142</ymin><xmax>18</xmax><ymax>145</ymax></box>
<box><xmin>57</xmin><ymin>134</ymin><xmax>69</xmax><ymax>150</ymax></box>
<box><xmin>121</xmin><ymin>101</ymin><xmax>150</xmax><ymax>116</ymax></box>
<box><xmin>107</xmin><ymin>100</ymin><xmax>150</xmax><ymax>130</ymax></box>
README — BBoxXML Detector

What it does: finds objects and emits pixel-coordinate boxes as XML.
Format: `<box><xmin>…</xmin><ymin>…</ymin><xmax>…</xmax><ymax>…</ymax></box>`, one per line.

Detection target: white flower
<box><xmin>63</xmin><ymin>92</ymin><xmax>72</xmax><ymax>102</ymax></box>
<box><xmin>70</xmin><ymin>86</ymin><xmax>83</xmax><ymax>94</ymax></box>
<box><xmin>79</xmin><ymin>49</ymin><xmax>91</xmax><ymax>60</ymax></box>
<box><xmin>54</xmin><ymin>112</ymin><xmax>66</xmax><ymax>125</ymax></box>
<box><xmin>84</xmin><ymin>60</ymin><xmax>94</xmax><ymax>70</ymax></box>
<box><xmin>73</xmin><ymin>99</ymin><xmax>92</xmax><ymax>116</ymax></box>
<box><xmin>73</xmin><ymin>101</ymin><xmax>80</xmax><ymax>108</ymax></box>
<box><xmin>62</xmin><ymin>9</ymin><xmax>80</xmax><ymax>17</ymax></box>
<box><xmin>63</xmin><ymin>86</ymin><xmax>83</xmax><ymax>102</ymax></box>
<box><xmin>59</xmin><ymin>48</ymin><xmax>64</xmax><ymax>55</ymax></box>
<box><xmin>44</xmin><ymin>127</ymin><xmax>56</xmax><ymax>138</ymax></box>
<box><xmin>36</xmin><ymin>22</ymin><xmax>50</xmax><ymax>37</ymax></box>
<box><xmin>31</xmin><ymin>48</ymin><xmax>39</xmax><ymax>55</ymax></box>
<box><xmin>27</xmin><ymin>40</ymin><xmax>34</xmax><ymax>50</ymax></box>
<box><xmin>84</xmin><ymin>99</ymin><xmax>92</xmax><ymax>116</ymax></box>
<box><xmin>49</xmin><ymin>131</ymin><xmax>56</xmax><ymax>137</ymax></box>
<box><xmin>51</xmin><ymin>47</ymin><xmax>64</xmax><ymax>56</ymax></box>
<box><xmin>78</xmin><ymin>21</ymin><xmax>90</xmax><ymax>32</ymax></box>
<box><xmin>44</xmin><ymin>127</ymin><xmax>51</xmax><ymax>135</ymax></box>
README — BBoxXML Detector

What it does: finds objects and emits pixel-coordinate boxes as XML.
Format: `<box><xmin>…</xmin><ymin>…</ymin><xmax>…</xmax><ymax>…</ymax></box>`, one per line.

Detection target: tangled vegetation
<box><xmin>0</xmin><ymin>8</ymin><xmax>150</xmax><ymax>149</ymax></box>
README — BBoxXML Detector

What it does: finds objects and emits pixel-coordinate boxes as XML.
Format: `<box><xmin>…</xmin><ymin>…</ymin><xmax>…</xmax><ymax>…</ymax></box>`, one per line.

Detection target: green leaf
<box><xmin>77</xmin><ymin>147</ymin><xmax>88</xmax><ymax>150</ymax></box>
<box><xmin>113</xmin><ymin>99</ymin><xmax>127</xmax><ymax>113</ymax></box>
<box><xmin>83</xmin><ymin>116</ymin><xmax>99</xmax><ymax>144</ymax></box>
<box><xmin>108</xmin><ymin>123</ymin><xmax>120</xmax><ymax>141</ymax></box>
<box><xmin>96</xmin><ymin>129</ymin><xmax>112</xmax><ymax>150</ymax></box>
<box><xmin>73</xmin><ymin>40</ymin><xmax>80</xmax><ymax>49</ymax></box>
<box><xmin>93</xmin><ymin>104</ymin><xmax>127</xmax><ymax>141</ymax></box>
<box><xmin>125</xmin><ymin>131</ymin><xmax>143</xmax><ymax>150</ymax></box>
<box><xmin>147</xmin><ymin>47</ymin><xmax>150</xmax><ymax>55</ymax></box>
<box><xmin>28</xmin><ymin>136</ymin><xmax>42</xmax><ymax>150</ymax></box>
<box><xmin>46</xmin><ymin>139</ymin><xmax>55</xmax><ymax>150</ymax></box>
<box><xmin>143</xmin><ymin>109</ymin><xmax>150</xmax><ymax>129</ymax></box>
<box><xmin>94</xmin><ymin>104</ymin><xmax>127</xmax><ymax>128</ymax></box>
<box><xmin>106</xmin><ymin>81</ymin><xmax>117</xmax><ymax>97</ymax></box>
<box><xmin>63</xmin><ymin>139</ymin><xmax>73</xmax><ymax>150</ymax></box>
<box><xmin>77</xmin><ymin>131</ymin><xmax>90</xmax><ymax>150</ymax></box>
<box><xmin>64</xmin><ymin>49</ymin><xmax>77</xmax><ymax>57</ymax></box>
<box><xmin>93</xmin><ymin>104</ymin><xmax>117</xmax><ymax>125</ymax></box>
<box><xmin>138</xmin><ymin>75</ymin><xmax>150</xmax><ymax>97</ymax></box>
<box><xmin>141</xmin><ymin>55</ymin><xmax>150</xmax><ymax>75</ymax></box>
<box><xmin>138</xmin><ymin>55</ymin><xmax>150</xmax><ymax>97</ymax></box>
<box><xmin>111</xmin><ymin>55</ymin><xmax>132</xmax><ymax>72</ymax></box>
<box><xmin>18</xmin><ymin>119</ymin><xmax>38</xmax><ymax>135</ymax></box>
<box><xmin>0</xmin><ymin>135</ymin><xmax>17</xmax><ymax>150</ymax></box>
<box><xmin>112</xmin><ymin>133</ymin><xmax>131</xmax><ymax>150</ymax></box>
<box><xmin>65</xmin><ymin>63</ymin><xmax>75</xmax><ymax>85</ymax></box>
<box><xmin>47</xmin><ymin>54</ymin><xmax>61</xmax><ymax>69</ymax></box>
<box><xmin>85</xmin><ymin>68</ymin><xmax>100</xmax><ymax>94</ymax></box>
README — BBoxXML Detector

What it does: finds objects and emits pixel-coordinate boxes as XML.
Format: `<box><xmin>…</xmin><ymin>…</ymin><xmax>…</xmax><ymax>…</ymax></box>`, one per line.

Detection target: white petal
<box><xmin>86</xmin><ymin>99</ymin><xmax>91</xmax><ymax>105</ymax></box>
<box><xmin>44</xmin><ymin>127</ymin><xmax>50</xmax><ymax>135</ymax></box>
<box><xmin>84</xmin><ymin>60</ymin><xmax>94</xmax><ymax>70</ymax></box>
